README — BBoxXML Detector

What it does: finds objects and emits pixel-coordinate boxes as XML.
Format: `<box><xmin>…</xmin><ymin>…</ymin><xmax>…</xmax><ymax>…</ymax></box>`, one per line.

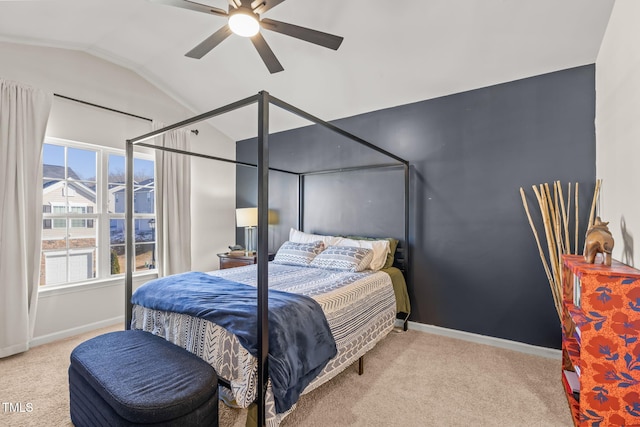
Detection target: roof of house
<box><xmin>43</xmin><ymin>164</ymin><xmax>81</xmax><ymax>181</ymax></box>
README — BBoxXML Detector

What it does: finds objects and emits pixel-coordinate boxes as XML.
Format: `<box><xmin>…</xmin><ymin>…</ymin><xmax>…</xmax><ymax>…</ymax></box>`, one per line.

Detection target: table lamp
<box><xmin>236</xmin><ymin>207</ymin><xmax>258</xmax><ymax>255</ymax></box>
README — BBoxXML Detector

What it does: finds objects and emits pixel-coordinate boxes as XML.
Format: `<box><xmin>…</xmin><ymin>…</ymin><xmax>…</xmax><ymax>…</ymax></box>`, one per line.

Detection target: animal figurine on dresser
<box><xmin>583</xmin><ymin>217</ymin><xmax>615</xmax><ymax>266</ymax></box>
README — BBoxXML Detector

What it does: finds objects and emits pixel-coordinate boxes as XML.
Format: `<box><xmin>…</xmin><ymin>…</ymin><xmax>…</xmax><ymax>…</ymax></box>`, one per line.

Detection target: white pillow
<box><xmin>289</xmin><ymin>228</ymin><xmax>339</xmax><ymax>246</ymax></box>
<box><xmin>330</xmin><ymin>237</ymin><xmax>390</xmax><ymax>271</ymax></box>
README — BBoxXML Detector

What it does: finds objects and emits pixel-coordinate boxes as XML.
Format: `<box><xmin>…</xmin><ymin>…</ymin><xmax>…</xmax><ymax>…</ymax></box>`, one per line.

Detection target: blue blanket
<box><xmin>131</xmin><ymin>272</ymin><xmax>337</xmax><ymax>413</ymax></box>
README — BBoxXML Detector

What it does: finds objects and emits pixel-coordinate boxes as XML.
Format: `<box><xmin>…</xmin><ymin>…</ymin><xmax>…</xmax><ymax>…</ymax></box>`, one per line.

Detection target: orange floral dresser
<box><xmin>562</xmin><ymin>254</ymin><xmax>640</xmax><ymax>427</ymax></box>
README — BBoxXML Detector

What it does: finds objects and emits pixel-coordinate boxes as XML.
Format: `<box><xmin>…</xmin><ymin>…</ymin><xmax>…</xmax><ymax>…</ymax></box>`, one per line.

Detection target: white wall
<box><xmin>0</xmin><ymin>41</ymin><xmax>236</xmax><ymax>344</ymax></box>
<box><xmin>595</xmin><ymin>0</ymin><xmax>640</xmax><ymax>268</ymax></box>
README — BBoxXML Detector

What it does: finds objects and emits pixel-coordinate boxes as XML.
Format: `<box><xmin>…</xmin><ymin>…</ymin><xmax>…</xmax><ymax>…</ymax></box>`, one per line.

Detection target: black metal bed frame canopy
<box><xmin>124</xmin><ymin>90</ymin><xmax>409</xmax><ymax>427</ymax></box>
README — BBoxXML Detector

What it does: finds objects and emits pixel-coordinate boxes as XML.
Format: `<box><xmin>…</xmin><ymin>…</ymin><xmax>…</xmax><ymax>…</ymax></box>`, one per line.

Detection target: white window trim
<box><xmin>38</xmin><ymin>271</ymin><xmax>158</xmax><ymax>297</ymax></box>
<box><xmin>50</xmin><ymin>203</ymin><xmax>67</xmax><ymax>229</ymax></box>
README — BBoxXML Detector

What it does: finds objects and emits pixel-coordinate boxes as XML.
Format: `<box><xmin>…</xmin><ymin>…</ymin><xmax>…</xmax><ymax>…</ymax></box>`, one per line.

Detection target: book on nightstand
<box><xmin>573</xmin><ymin>275</ymin><xmax>581</xmax><ymax>307</ymax></box>
<box><xmin>573</xmin><ymin>325</ymin><xmax>581</xmax><ymax>346</ymax></box>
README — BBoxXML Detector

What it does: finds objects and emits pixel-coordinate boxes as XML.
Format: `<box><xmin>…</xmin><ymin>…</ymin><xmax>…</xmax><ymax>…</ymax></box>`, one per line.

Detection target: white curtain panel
<box><xmin>153</xmin><ymin>122</ymin><xmax>191</xmax><ymax>276</ymax></box>
<box><xmin>0</xmin><ymin>80</ymin><xmax>52</xmax><ymax>358</ymax></box>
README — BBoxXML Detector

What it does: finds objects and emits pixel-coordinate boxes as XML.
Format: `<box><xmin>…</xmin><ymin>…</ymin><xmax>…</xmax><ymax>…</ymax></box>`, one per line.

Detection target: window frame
<box><xmin>41</xmin><ymin>137</ymin><xmax>157</xmax><ymax>290</ymax></box>
<box><xmin>50</xmin><ymin>203</ymin><xmax>67</xmax><ymax>229</ymax></box>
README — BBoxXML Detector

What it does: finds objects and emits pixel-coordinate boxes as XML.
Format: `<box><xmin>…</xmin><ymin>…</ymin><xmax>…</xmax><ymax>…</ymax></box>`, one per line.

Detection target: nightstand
<box><xmin>217</xmin><ymin>252</ymin><xmax>275</xmax><ymax>269</ymax></box>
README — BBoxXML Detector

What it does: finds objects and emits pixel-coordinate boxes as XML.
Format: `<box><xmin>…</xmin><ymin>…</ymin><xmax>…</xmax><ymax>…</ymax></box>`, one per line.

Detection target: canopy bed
<box><xmin>124</xmin><ymin>91</ymin><xmax>410</xmax><ymax>426</ymax></box>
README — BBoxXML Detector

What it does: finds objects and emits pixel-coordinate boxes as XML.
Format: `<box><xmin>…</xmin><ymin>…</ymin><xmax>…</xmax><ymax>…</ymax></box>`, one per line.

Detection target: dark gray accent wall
<box><xmin>236</xmin><ymin>65</ymin><xmax>596</xmax><ymax>349</ymax></box>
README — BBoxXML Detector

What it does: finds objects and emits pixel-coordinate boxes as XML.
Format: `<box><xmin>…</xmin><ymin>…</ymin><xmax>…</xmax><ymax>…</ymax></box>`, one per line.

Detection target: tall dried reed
<box><xmin>519</xmin><ymin>179</ymin><xmax>601</xmax><ymax>320</ymax></box>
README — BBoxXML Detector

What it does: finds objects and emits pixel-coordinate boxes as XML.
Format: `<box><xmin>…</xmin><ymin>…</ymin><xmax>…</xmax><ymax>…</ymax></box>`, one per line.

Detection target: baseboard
<box><xmin>32</xmin><ymin>316</ymin><xmax>559</xmax><ymax>358</ymax></box>
<box><xmin>29</xmin><ymin>316</ymin><xmax>124</xmax><ymax>348</ymax></box>
<box><xmin>395</xmin><ymin>320</ymin><xmax>561</xmax><ymax>359</ymax></box>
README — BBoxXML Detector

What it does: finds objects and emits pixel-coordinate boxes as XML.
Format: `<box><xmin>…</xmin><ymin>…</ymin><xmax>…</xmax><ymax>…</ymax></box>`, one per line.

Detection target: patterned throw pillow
<box><xmin>309</xmin><ymin>246</ymin><xmax>373</xmax><ymax>272</ymax></box>
<box><xmin>272</xmin><ymin>240</ymin><xmax>325</xmax><ymax>266</ymax></box>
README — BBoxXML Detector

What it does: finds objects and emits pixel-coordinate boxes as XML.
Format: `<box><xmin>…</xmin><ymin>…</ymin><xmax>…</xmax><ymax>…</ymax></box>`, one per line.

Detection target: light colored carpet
<box><xmin>0</xmin><ymin>324</ymin><xmax>573</xmax><ymax>426</ymax></box>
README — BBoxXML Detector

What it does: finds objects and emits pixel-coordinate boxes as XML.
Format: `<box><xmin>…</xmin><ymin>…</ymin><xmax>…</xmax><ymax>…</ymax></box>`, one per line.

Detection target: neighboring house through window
<box><xmin>40</xmin><ymin>138</ymin><xmax>156</xmax><ymax>287</ymax></box>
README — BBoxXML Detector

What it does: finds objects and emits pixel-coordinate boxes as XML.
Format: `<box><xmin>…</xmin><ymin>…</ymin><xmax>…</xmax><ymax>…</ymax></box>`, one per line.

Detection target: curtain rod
<box><xmin>53</xmin><ymin>93</ymin><xmax>199</xmax><ymax>135</ymax></box>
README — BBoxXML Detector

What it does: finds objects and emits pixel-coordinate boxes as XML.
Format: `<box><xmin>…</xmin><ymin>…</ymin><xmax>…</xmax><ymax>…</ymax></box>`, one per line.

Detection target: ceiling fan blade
<box><xmin>251</xmin><ymin>0</ymin><xmax>286</xmax><ymax>14</ymax></box>
<box><xmin>151</xmin><ymin>0</ymin><xmax>228</xmax><ymax>17</ymax></box>
<box><xmin>250</xmin><ymin>33</ymin><xmax>284</xmax><ymax>74</ymax></box>
<box><xmin>185</xmin><ymin>25</ymin><xmax>233</xmax><ymax>59</ymax></box>
<box><xmin>260</xmin><ymin>18</ymin><xmax>343</xmax><ymax>50</ymax></box>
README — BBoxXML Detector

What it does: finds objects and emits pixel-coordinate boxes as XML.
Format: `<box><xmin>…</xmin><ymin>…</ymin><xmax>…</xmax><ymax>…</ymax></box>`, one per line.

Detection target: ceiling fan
<box><xmin>152</xmin><ymin>0</ymin><xmax>344</xmax><ymax>73</ymax></box>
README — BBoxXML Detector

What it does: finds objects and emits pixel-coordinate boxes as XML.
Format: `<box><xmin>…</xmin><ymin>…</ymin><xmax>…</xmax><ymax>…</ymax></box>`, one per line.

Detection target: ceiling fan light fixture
<box><xmin>229</xmin><ymin>8</ymin><xmax>260</xmax><ymax>37</ymax></box>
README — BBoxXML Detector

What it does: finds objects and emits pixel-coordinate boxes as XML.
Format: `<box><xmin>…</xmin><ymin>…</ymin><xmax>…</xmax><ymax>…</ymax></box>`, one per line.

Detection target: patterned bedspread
<box><xmin>131</xmin><ymin>263</ymin><xmax>396</xmax><ymax>426</ymax></box>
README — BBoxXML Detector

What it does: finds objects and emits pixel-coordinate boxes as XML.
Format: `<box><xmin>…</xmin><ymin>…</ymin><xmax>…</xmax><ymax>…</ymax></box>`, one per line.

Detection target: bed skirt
<box><xmin>132</xmin><ymin>300</ymin><xmax>394</xmax><ymax>426</ymax></box>
<box><xmin>131</xmin><ymin>264</ymin><xmax>397</xmax><ymax>426</ymax></box>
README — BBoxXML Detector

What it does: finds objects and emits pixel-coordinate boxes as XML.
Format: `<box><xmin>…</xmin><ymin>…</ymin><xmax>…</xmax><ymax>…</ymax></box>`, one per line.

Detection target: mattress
<box><xmin>131</xmin><ymin>262</ymin><xmax>397</xmax><ymax>426</ymax></box>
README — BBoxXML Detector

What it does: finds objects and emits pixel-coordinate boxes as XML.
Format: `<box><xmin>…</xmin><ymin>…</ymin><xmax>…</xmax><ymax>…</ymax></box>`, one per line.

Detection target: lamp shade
<box><xmin>236</xmin><ymin>207</ymin><xmax>258</xmax><ymax>227</ymax></box>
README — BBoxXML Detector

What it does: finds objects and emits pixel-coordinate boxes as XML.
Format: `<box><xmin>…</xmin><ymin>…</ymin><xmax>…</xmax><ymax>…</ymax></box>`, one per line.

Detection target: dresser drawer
<box><xmin>219</xmin><ymin>256</ymin><xmax>255</xmax><ymax>269</ymax></box>
<box><xmin>217</xmin><ymin>253</ymin><xmax>274</xmax><ymax>270</ymax></box>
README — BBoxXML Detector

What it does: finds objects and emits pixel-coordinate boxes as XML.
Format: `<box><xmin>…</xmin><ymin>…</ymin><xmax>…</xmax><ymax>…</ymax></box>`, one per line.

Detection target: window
<box><xmin>47</xmin><ymin>203</ymin><xmax>89</xmax><ymax>228</ymax></box>
<box><xmin>40</xmin><ymin>138</ymin><xmax>156</xmax><ymax>287</ymax></box>
<box><xmin>108</xmin><ymin>153</ymin><xmax>156</xmax><ymax>274</ymax></box>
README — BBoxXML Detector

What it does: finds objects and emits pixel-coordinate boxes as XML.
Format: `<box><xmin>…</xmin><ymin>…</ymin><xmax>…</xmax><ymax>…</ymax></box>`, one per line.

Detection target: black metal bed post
<box><xmin>298</xmin><ymin>174</ymin><xmax>304</xmax><ymax>231</ymax></box>
<box><xmin>256</xmin><ymin>91</ymin><xmax>270</xmax><ymax>427</ymax></box>
<box><xmin>404</xmin><ymin>163</ymin><xmax>410</xmax><ymax>272</ymax></box>
<box><xmin>125</xmin><ymin>140</ymin><xmax>134</xmax><ymax>330</ymax></box>
<box><xmin>403</xmin><ymin>163</ymin><xmax>410</xmax><ymax>331</ymax></box>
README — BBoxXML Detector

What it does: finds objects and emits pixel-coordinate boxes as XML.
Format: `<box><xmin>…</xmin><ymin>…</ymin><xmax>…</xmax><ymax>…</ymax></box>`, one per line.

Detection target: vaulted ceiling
<box><xmin>0</xmin><ymin>0</ymin><xmax>615</xmax><ymax>140</ymax></box>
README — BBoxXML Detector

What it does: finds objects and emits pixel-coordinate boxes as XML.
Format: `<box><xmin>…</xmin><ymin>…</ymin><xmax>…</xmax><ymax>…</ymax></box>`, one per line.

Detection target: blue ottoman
<box><xmin>69</xmin><ymin>330</ymin><xmax>218</xmax><ymax>426</ymax></box>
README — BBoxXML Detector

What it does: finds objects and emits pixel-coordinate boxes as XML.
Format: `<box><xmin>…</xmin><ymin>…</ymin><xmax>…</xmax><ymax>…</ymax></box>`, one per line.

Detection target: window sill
<box><xmin>38</xmin><ymin>271</ymin><xmax>158</xmax><ymax>298</ymax></box>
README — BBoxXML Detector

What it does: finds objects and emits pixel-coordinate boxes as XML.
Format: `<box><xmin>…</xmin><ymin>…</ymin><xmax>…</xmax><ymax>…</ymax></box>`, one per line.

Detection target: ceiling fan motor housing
<box><xmin>228</xmin><ymin>6</ymin><xmax>260</xmax><ymax>37</ymax></box>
